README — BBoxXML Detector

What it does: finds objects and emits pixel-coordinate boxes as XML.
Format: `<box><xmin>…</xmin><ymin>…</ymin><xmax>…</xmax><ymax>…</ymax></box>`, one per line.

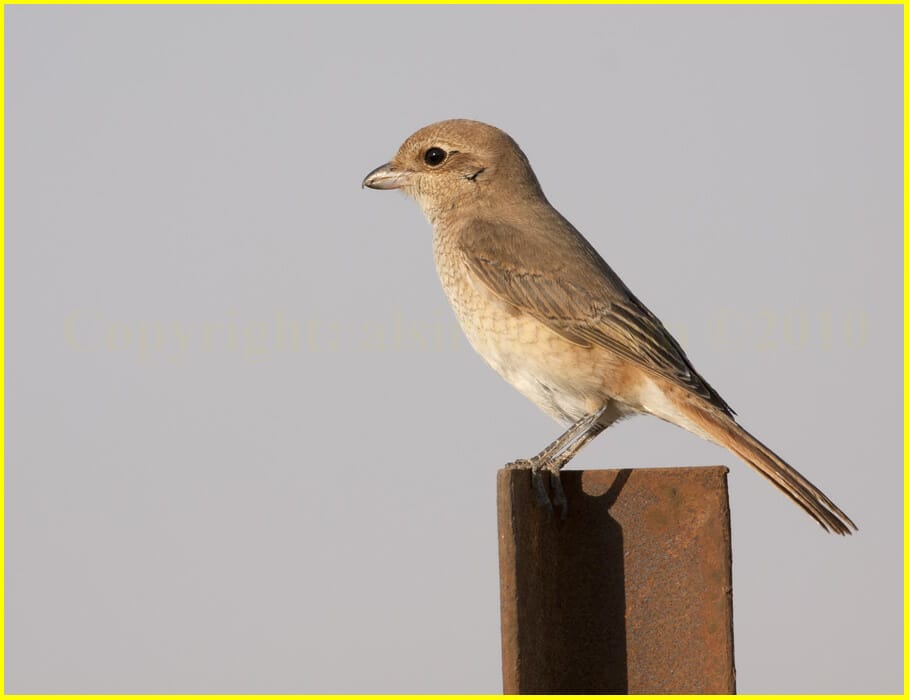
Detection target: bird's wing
<box><xmin>458</xmin><ymin>219</ymin><xmax>734</xmax><ymax>415</ymax></box>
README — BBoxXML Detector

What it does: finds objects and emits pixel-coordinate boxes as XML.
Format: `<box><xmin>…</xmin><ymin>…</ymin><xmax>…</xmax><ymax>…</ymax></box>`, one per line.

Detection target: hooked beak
<box><xmin>362</xmin><ymin>162</ymin><xmax>412</xmax><ymax>190</ymax></box>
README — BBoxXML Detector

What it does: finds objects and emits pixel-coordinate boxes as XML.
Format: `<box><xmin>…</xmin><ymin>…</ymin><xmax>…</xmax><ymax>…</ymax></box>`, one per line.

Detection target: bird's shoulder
<box><xmin>453</xmin><ymin>213</ymin><xmax>609</xmax><ymax>282</ymax></box>
<box><xmin>451</xmin><ymin>214</ymin><xmax>638</xmax><ymax>319</ymax></box>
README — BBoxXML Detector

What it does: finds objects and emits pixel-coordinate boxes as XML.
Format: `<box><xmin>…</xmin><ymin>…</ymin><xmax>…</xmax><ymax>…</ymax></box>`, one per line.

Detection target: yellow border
<box><xmin>0</xmin><ymin>2</ymin><xmax>904</xmax><ymax>699</ymax></box>
<box><xmin>1</xmin><ymin>5</ymin><xmax>6</xmax><ymax>695</ymax></box>
<box><xmin>898</xmin><ymin>9</ymin><xmax>909</xmax><ymax>700</ymax></box>
<box><xmin>0</xmin><ymin>0</ymin><xmax>905</xmax><ymax>3</ymax></box>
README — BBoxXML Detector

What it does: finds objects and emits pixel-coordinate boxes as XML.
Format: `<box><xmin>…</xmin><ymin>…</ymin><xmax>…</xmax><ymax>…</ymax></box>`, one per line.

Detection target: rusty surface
<box><xmin>497</xmin><ymin>466</ymin><xmax>735</xmax><ymax>694</ymax></box>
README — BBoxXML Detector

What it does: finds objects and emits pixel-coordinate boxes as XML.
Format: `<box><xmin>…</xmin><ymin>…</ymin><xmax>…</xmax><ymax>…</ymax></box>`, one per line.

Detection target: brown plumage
<box><xmin>363</xmin><ymin>118</ymin><xmax>855</xmax><ymax>534</ymax></box>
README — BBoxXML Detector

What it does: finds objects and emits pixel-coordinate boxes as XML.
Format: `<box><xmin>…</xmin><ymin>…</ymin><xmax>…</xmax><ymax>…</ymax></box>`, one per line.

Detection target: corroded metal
<box><xmin>497</xmin><ymin>466</ymin><xmax>735</xmax><ymax>694</ymax></box>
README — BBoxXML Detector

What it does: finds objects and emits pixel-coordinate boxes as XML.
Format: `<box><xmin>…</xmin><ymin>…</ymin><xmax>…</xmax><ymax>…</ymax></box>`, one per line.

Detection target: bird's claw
<box><xmin>531</xmin><ymin>469</ymin><xmax>554</xmax><ymax>512</ymax></box>
<box><xmin>506</xmin><ymin>457</ymin><xmax>568</xmax><ymax>519</ymax></box>
<box><xmin>548</xmin><ymin>467</ymin><xmax>568</xmax><ymax>520</ymax></box>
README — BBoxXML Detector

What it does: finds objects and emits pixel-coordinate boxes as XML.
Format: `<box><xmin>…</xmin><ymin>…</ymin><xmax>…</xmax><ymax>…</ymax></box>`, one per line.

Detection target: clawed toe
<box><xmin>531</xmin><ymin>469</ymin><xmax>554</xmax><ymax>512</ymax></box>
<box><xmin>548</xmin><ymin>469</ymin><xmax>568</xmax><ymax>520</ymax></box>
<box><xmin>504</xmin><ymin>457</ymin><xmax>569</xmax><ymax>518</ymax></box>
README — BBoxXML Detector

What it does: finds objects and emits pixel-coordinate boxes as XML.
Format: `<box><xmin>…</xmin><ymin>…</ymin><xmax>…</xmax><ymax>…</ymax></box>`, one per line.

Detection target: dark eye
<box><xmin>423</xmin><ymin>147</ymin><xmax>447</xmax><ymax>167</ymax></box>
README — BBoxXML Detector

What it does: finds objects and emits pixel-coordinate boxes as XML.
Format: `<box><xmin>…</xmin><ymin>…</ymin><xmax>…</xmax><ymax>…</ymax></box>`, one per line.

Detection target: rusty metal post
<box><xmin>497</xmin><ymin>466</ymin><xmax>735</xmax><ymax>694</ymax></box>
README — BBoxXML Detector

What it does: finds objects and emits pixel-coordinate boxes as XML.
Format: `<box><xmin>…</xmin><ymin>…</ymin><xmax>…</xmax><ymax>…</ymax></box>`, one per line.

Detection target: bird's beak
<box><xmin>362</xmin><ymin>162</ymin><xmax>411</xmax><ymax>190</ymax></box>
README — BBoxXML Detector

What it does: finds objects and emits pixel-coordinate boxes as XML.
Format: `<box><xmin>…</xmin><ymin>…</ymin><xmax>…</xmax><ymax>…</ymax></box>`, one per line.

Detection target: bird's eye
<box><xmin>423</xmin><ymin>147</ymin><xmax>447</xmax><ymax>167</ymax></box>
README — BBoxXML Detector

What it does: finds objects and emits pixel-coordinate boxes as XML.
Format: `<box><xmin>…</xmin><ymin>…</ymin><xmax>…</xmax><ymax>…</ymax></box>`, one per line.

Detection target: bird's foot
<box><xmin>505</xmin><ymin>456</ymin><xmax>567</xmax><ymax>517</ymax></box>
<box><xmin>530</xmin><ymin>467</ymin><xmax>554</xmax><ymax>512</ymax></box>
<box><xmin>504</xmin><ymin>457</ymin><xmax>551</xmax><ymax>510</ymax></box>
<box><xmin>547</xmin><ymin>464</ymin><xmax>568</xmax><ymax>520</ymax></box>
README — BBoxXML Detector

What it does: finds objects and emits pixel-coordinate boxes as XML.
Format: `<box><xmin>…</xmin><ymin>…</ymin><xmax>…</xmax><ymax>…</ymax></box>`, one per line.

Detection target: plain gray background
<box><xmin>6</xmin><ymin>5</ymin><xmax>903</xmax><ymax>693</ymax></box>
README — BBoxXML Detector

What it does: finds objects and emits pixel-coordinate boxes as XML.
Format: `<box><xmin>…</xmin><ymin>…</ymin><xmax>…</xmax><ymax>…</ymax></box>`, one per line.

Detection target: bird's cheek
<box><xmin>407</xmin><ymin>181</ymin><xmax>437</xmax><ymax>214</ymax></box>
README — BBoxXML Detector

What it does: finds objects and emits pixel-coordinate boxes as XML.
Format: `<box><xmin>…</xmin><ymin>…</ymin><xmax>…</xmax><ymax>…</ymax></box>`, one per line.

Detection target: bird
<box><xmin>362</xmin><ymin>118</ymin><xmax>855</xmax><ymax>535</ymax></box>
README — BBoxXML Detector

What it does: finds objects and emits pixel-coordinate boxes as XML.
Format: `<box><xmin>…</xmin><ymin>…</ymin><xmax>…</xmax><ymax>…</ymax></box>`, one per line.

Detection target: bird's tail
<box><xmin>681</xmin><ymin>400</ymin><xmax>856</xmax><ymax>535</ymax></box>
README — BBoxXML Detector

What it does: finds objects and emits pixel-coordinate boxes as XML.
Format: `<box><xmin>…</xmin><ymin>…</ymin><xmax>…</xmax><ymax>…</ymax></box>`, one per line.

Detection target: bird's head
<box><xmin>362</xmin><ymin>119</ymin><xmax>544</xmax><ymax>223</ymax></box>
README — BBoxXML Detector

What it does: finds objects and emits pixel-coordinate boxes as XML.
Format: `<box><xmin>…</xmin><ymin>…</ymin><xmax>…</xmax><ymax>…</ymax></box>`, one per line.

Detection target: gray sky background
<box><xmin>6</xmin><ymin>5</ymin><xmax>902</xmax><ymax>693</ymax></box>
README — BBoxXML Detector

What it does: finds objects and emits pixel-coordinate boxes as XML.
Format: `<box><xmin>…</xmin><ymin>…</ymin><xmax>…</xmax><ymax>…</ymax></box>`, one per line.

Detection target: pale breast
<box><xmin>433</xmin><ymin>233</ymin><xmax>633</xmax><ymax>424</ymax></box>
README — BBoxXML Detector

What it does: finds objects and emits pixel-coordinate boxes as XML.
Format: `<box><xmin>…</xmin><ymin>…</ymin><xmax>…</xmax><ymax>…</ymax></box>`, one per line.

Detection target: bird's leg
<box><xmin>508</xmin><ymin>405</ymin><xmax>611</xmax><ymax>515</ymax></box>
<box><xmin>548</xmin><ymin>421</ymin><xmax>607</xmax><ymax>473</ymax></box>
<box><xmin>546</xmin><ymin>424</ymin><xmax>606</xmax><ymax>517</ymax></box>
<box><xmin>505</xmin><ymin>409</ymin><xmax>603</xmax><ymax>472</ymax></box>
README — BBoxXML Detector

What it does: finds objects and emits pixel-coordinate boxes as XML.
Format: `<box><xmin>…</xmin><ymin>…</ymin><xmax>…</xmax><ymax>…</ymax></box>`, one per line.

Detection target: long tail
<box><xmin>682</xmin><ymin>400</ymin><xmax>856</xmax><ymax>535</ymax></box>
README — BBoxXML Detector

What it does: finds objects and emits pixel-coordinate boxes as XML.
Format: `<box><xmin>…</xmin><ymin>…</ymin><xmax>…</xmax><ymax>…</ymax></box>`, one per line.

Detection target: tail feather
<box><xmin>683</xmin><ymin>402</ymin><xmax>856</xmax><ymax>535</ymax></box>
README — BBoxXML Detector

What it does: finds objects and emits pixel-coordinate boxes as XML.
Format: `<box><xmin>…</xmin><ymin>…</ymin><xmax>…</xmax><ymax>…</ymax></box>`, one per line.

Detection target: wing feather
<box><xmin>458</xmin><ymin>221</ymin><xmax>734</xmax><ymax>415</ymax></box>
